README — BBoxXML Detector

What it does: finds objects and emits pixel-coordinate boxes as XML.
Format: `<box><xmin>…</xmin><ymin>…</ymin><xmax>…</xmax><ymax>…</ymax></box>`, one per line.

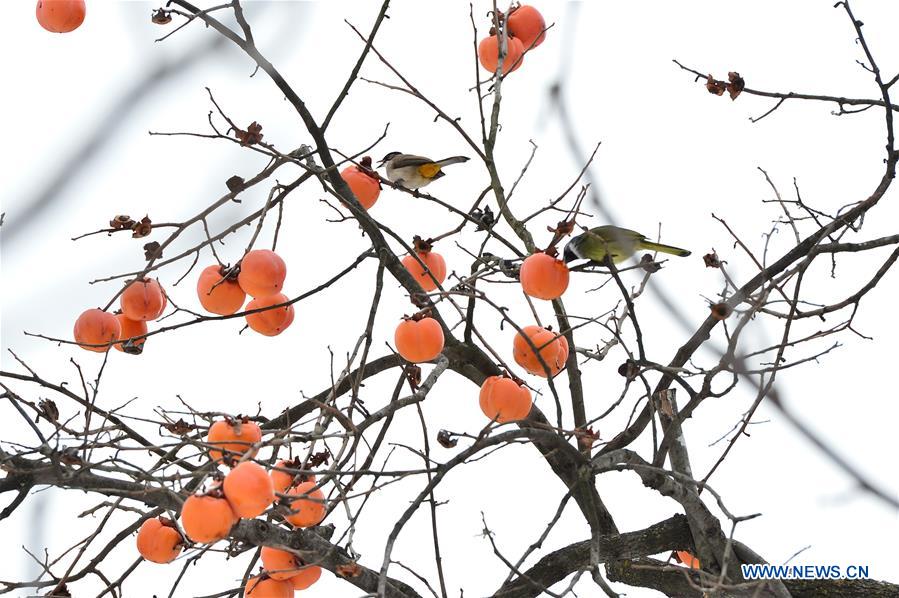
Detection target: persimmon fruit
<box><xmin>507</xmin><ymin>5</ymin><xmax>546</xmax><ymax>49</ymax></box>
<box><xmin>478</xmin><ymin>35</ymin><xmax>524</xmax><ymax>74</ymax></box>
<box><xmin>513</xmin><ymin>325</ymin><xmax>569</xmax><ymax>377</ymax></box>
<box><xmin>180</xmin><ymin>493</ymin><xmax>237</xmax><ymax>544</ymax></box>
<box><xmin>244</xmin><ymin>576</ymin><xmax>293</xmax><ymax>598</ymax></box>
<box><xmin>479</xmin><ymin>376</ymin><xmax>532</xmax><ymax>423</ymax></box>
<box><xmin>36</xmin><ymin>0</ymin><xmax>85</xmax><ymax>33</ymax></box>
<box><xmin>136</xmin><ymin>517</ymin><xmax>183</xmax><ymax>564</ymax></box>
<box><xmin>284</xmin><ymin>481</ymin><xmax>326</xmax><ymax>528</ymax></box>
<box><xmin>520</xmin><ymin>252</ymin><xmax>569</xmax><ymax>300</ymax></box>
<box><xmin>197</xmin><ymin>265</ymin><xmax>246</xmax><ymax>315</ymax></box>
<box><xmin>120</xmin><ymin>278</ymin><xmax>166</xmax><ymax>321</ymax></box>
<box><xmin>260</xmin><ymin>547</ymin><xmax>303</xmax><ymax>581</ymax></box>
<box><xmin>340</xmin><ymin>165</ymin><xmax>380</xmax><ymax>210</ymax></box>
<box><xmin>245</xmin><ymin>293</ymin><xmax>294</xmax><ymax>336</ymax></box>
<box><xmin>114</xmin><ymin>314</ymin><xmax>147</xmax><ymax>354</ymax></box>
<box><xmin>73</xmin><ymin>309</ymin><xmax>120</xmax><ymax>353</ymax></box>
<box><xmin>676</xmin><ymin>550</ymin><xmax>701</xmax><ymax>569</ymax></box>
<box><xmin>402</xmin><ymin>250</ymin><xmax>447</xmax><ymax>292</ymax></box>
<box><xmin>271</xmin><ymin>460</ymin><xmax>314</xmax><ymax>494</ymax></box>
<box><xmin>238</xmin><ymin>250</ymin><xmax>286</xmax><ymax>298</ymax></box>
<box><xmin>207</xmin><ymin>419</ymin><xmax>262</xmax><ymax>463</ymax></box>
<box><xmin>223</xmin><ymin>461</ymin><xmax>275</xmax><ymax>518</ymax></box>
<box><xmin>394</xmin><ymin>317</ymin><xmax>444</xmax><ymax>363</ymax></box>
<box><xmin>289</xmin><ymin>565</ymin><xmax>322</xmax><ymax>590</ymax></box>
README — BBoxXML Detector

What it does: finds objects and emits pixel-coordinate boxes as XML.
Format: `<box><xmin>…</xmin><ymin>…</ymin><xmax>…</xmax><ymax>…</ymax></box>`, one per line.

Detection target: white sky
<box><xmin>1</xmin><ymin>1</ymin><xmax>898</xmax><ymax>597</ymax></box>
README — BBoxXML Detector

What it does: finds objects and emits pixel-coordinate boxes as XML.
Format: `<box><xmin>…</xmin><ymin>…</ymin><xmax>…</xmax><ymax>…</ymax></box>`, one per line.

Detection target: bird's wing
<box><xmin>389</xmin><ymin>154</ymin><xmax>435</xmax><ymax>168</ymax></box>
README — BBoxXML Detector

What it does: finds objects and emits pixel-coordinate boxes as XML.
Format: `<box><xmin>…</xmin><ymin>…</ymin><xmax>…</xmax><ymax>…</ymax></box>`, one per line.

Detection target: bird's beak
<box><xmin>376</xmin><ymin>158</ymin><xmax>388</xmax><ymax>168</ymax></box>
<box><xmin>563</xmin><ymin>244</ymin><xmax>578</xmax><ymax>264</ymax></box>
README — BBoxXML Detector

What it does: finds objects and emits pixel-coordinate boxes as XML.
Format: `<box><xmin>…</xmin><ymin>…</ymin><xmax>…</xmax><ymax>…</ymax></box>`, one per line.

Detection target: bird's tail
<box><xmin>638</xmin><ymin>240</ymin><xmax>691</xmax><ymax>257</ymax></box>
<box><xmin>435</xmin><ymin>156</ymin><xmax>470</xmax><ymax>167</ymax></box>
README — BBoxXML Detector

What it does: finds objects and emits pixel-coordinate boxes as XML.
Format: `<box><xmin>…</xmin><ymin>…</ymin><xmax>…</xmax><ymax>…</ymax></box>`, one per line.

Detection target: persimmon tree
<box><xmin>2</xmin><ymin>1</ymin><xmax>899</xmax><ymax>597</ymax></box>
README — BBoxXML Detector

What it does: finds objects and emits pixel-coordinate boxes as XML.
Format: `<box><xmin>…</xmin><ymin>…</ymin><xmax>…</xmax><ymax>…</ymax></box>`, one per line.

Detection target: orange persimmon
<box><xmin>245</xmin><ymin>293</ymin><xmax>294</xmax><ymax>336</ymax></box>
<box><xmin>271</xmin><ymin>460</ymin><xmax>314</xmax><ymax>494</ymax></box>
<box><xmin>394</xmin><ymin>317</ymin><xmax>444</xmax><ymax>363</ymax></box>
<box><xmin>244</xmin><ymin>576</ymin><xmax>293</xmax><ymax>598</ymax></box>
<box><xmin>402</xmin><ymin>250</ymin><xmax>447</xmax><ymax>292</ymax></box>
<box><xmin>120</xmin><ymin>278</ymin><xmax>166</xmax><ymax>321</ymax></box>
<box><xmin>73</xmin><ymin>308</ymin><xmax>121</xmax><ymax>353</ymax></box>
<box><xmin>260</xmin><ymin>546</ymin><xmax>303</xmax><ymax>581</ymax></box>
<box><xmin>284</xmin><ymin>481</ymin><xmax>326</xmax><ymax>528</ymax></box>
<box><xmin>238</xmin><ymin>250</ymin><xmax>286</xmax><ymax>298</ymax></box>
<box><xmin>512</xmin><ymin>325</ymin><xmax>569</xmax><ymax>377</ymax></box>
<box><xmin>136</xmin><ymin>516</ymin><xmax>183</xmax><ymax>564</ymax></box>
<box><xmin>197</xmin><ymin>265</ymin><xmax>246</xmax><ymax>315</ymax></box>
<box><xmin>340</xmin><ymin>165</ymin><xmax>381</xmax><ymax>210</ymax></box>
<box><xmin>478</xmin><ymin>35</ymin><xmax>524</xmax><ymax>73</ymax></box>
<box><xmin>114</xmin><ymin>314</ymin><xmax>147</xmax><ymax>354</ymax></box>
<box><xmin>676</xmin><ymin>550</ymin><xmax>701</xmax><ymax>569</ymax></box>
<box><xmin>36</xmin><ymin>0</ymin><xmax>85</xmax><ymax>33</ymax></box>
<box><xmin>289</xmin><ymin>565</ymin><xmax>322</xmax><ymax>590</ymax></box>
<box><xmin>207</xmin><ymin>419</ymin><xmax>263</xmax><ymax>464</ymax></box>
<box><xmin>180</xmin><ymin>493</ymin><xmax>238</xmax><ymax>544</ymax></box>
<box><xmin>507</xmin><ymin>5</ymin><xmax>546</xmax><ymax>49</ymax></box>
<box><xmin>479</xmin><ymin>376</ymin><xmax>532</xmax><ymax>423</ymax></box>
<box><xmin>520</xmin><ymin>252</ymin><xmax>569</xmax><ymax>300</ymax></box>
<box><xmin>223</xmin><ymin>461</ymin><xmax>275</xmax><ymax>519</ymax></box>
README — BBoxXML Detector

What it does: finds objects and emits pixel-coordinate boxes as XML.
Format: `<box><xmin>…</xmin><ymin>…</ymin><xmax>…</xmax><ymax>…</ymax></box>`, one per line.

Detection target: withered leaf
<box><xmin>131</xmin><ymin>216</ymin><xmax>152</xmax><ymax>239</ymax></box>
<box><xmin>336</xmin><ymin>563</ymin><xmax>363</xmax><ymax>578</ymax></box>
<box><xmin>307</xmin><ymin>451</ymin><xmax>330</xmax><ymax>468</ymax></box>
<box><xmin>162</xmin><ymin>418</ymin><xmax>195</xmax><ymax>435</ymax></box>
<box><xmin>45</xmin><ymin>584</ymin><xmax>72</xmax><ymax>598</ymax></box>
<box><xmin>437</xmin><ymin>430</ymin><xmax>457</xmax><ymax>448</ymax></box>
<box><xmin>151</xmin><ymin>9</ymin><xmax>172</xmax><ymax>24</ymax></box>
<box><xmin>110</xmin><ymin>215</ymin><xmax>135</xmax><ymax>230</ymax></box>
<box><xmin>710</xmin><ymin>302</ymin><xmax>732</xmax><ymax>321</ymax></box>
<box><xmin>471</xmin><ymin>205</ymin><xmax>495</xmax><ymax>231</ymax></box>
<box><xmin>726</xmin><ymin>71</ymin><xmax>745</xmax><ymax>100</ymax></box>
<box><xmin>37</xmin><ymin>399</ymin><xmax>59</xmax><ymax>423</ymax></box>
<box><xmin>703</xmin><ymin>252</ymin><xmax>721</xmax><ymax>268</ymax></box>
<box><xmin>143</xmin><ymin>241</ymin><xmax>163</xmax><ymax>261</ymax></box>
<box><xmin>657</xmin><ymin>394</ymin><xmax>674</xmax><ymax>419</ymax></box>
<box><xmin>706</xmin><ymin>75</ymin><xmax>726</xmax><ymax>96</ymax></box>
<box><xmin>59</xmin><ymin>448</ymin><xmax>84</xmax><ymax>466</ymax></box>
<box><xmin>577</xmin><ymin>427</ymin><xmax>600</xmax><ymax>451</ymax></box>
<box><xmin>226</xmin><ymin>175</ymin><xmax>245</xmax><ymax>192</ymax></box>
<box><xmin>617</xmin><ymin>360</ymin><xmax>639</xmax><ymax>381</ymax></box>
<box><xmin>639</xmin><ymin>253</ymin><xmax>662</xmax><ymax>273</ymax></box>
<box><xmin>235</xmin><ymin>121</ymin><xmax>264</xmax><ymax>146</ymax></box>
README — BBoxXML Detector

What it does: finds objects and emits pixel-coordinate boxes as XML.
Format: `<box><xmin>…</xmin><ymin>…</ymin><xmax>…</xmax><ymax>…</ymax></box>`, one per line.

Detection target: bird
<box><xmin>563</xmin><ymin>225</ymin><xmax>691</xmax><ymax>265</ymax></box>
<box><xmin>377</xmin><ymin>152</ymin><xmax>470</xmax><ymax>190</ymax></box>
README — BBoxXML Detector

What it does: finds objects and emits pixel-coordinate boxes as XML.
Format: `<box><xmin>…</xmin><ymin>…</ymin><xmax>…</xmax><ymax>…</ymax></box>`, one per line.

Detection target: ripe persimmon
<box><xmin>284</xmin><ymin>481</ymin><xmax>326</xmax><ymax>528</ymax></box>
<box><xmin>36</xmin><ymin>0</ymin><xmax>85</xmax><ymax>33</ymax></box>
<box><xmin>513</xmin><ymin>325</ymin><xmax>569</xmax><ymax>377</ymax></box>
<box><xmin>197</xmin><ymin>265</ymin><xmax>246</xmax><ymax>315</ymax></box>
<box><xmin>207</xmin><ymin>419</ymin><xmax>262</xmax><ymax>464</ymax></box>
<box><xmin>73</xmin><ymin>308</ymin><xmax>120</xmax><ymax>353</ymax></box>
<box><xmin>676</xmin><ymin>550</ymin><xmax>701</xmax><ymax>569</ymax></box>
<box><xmin>402</xmin><ymin>250</ymin><xmax>447</xmax><ymax>292</ymax></box>
<box><xmin>289</xmin><ymin>565</ymin><xmax>322</xmax><ymax>590</ymax></box>
<box><xmin>238</xmin><ymin>250</ymin><xmax>286</xmax><ymax>298</ymax></box>
<box><xmin>136</xmin><ymin>516</ymin><xmax>183</xmax><ymax>564</ymax></box>
<box><xmin>394</xmin><ymin>316</ymin><xmax>444</xmax><ymax>363</ymax></box>
<box><xmin>271</xmin><ymin>460</ymin><xmax>314</xmax><ymax>494</ymax></box>
<box><xmin>479</xmin><ymin>376</ymin><xmax>532</xmax><ymax>423</ymax></box>
<box><xmin>260</xmin><ymin>546</ymin><xmax>303</xmax><ymax>581</ymax></box>
<box><xmin>114</xmin><ymin>314</ymin><xmax>147</xmax><ymax>354</ymax></box>
<box><xmin>244</xmin><ymin>576</ymin><xmax>293</xmax><ymax>598</ymax></box>
<box><xmin>121</xmin><ymin>278</ymin><xmax>166</xmax><ymax>321</ymax></box>
<box><xmin>341</xmin><ymin>165</ymin><xmax>380</xmax><ymax>210</ymax></box>
<box><xmin>507</xmin><ymin>5</ymin><xmax>546</xmax><ymax>49</ymax></box>
<box><xmin>520</xmin><ymin>252</ymin><xmax>569</xmax><ymax>300</ymax></box>
<box><xmin>180</xmin><ymin>493</ymin><xmax>238</xmax><ymax>544</ymax></box>
<box><xmin>478</xmin><ymin>35</ymin><xmax>524</xmax><ymax>74</ymax></box>
<box><xmin>245</xmin><ymin>293</ymin><xmax>295</xmax><ymax>336</ymax></box>
<box><xmin>223</xmin><ymin>461</ymin><xmax>275</xmax><ymax>518</ymax></box>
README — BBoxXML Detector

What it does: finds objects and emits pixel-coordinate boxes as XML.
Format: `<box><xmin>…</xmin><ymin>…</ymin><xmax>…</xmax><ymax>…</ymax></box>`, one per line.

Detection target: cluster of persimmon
<box><xmin>478</xmin><ymin>4</ymin><xmax>546</xmax><ymax>74</ymax></box>
<box><xmin>196</xmin><ymin>249</ymin><xmax>295</xmax><ymax>336</ymax></box>
<box><xmin>73</xmin><ymin>277</ymin><xmax>166</xmax><ymax>354</ymax></box>
<box><xmin>135</xmin><ymin>418</ymin><xmax>324</xmax><ymax>595</ymax></box>
<box><xmin>36</xmin><ymin>0</ymin><xmax>85</xmax><ymax>33</ymax></box>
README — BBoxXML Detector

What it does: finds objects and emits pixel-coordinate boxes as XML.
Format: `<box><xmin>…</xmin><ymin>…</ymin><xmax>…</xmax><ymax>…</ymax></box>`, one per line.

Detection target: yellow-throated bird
<box><xmin>563</xmin><ymin>225</ymin><xmax>691</xmax><ymax>264</ymax></box>
<box><xmin>378</xmin><ymin>152</ymin><xmax>469</xmax><ymax>190</ymax></box>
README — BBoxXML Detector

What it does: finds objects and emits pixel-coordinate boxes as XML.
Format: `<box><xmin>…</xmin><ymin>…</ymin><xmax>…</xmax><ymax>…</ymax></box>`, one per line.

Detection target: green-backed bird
<box><xmin>563</xmin><ymin>225</ymin><xmax>691</xmax><ymax>265</ymax></box>
<box><xmin>378</xmin><ymin>152</ymin><xmax>469</xmax><ymax>190</ymax></box>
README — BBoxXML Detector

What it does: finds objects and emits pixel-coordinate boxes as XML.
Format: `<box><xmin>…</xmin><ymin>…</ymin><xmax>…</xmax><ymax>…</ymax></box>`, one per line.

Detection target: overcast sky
<box><xmin>2</xmin><ymin>2</ymin><xmax>898</xmax><ymax>597</ymax></box>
